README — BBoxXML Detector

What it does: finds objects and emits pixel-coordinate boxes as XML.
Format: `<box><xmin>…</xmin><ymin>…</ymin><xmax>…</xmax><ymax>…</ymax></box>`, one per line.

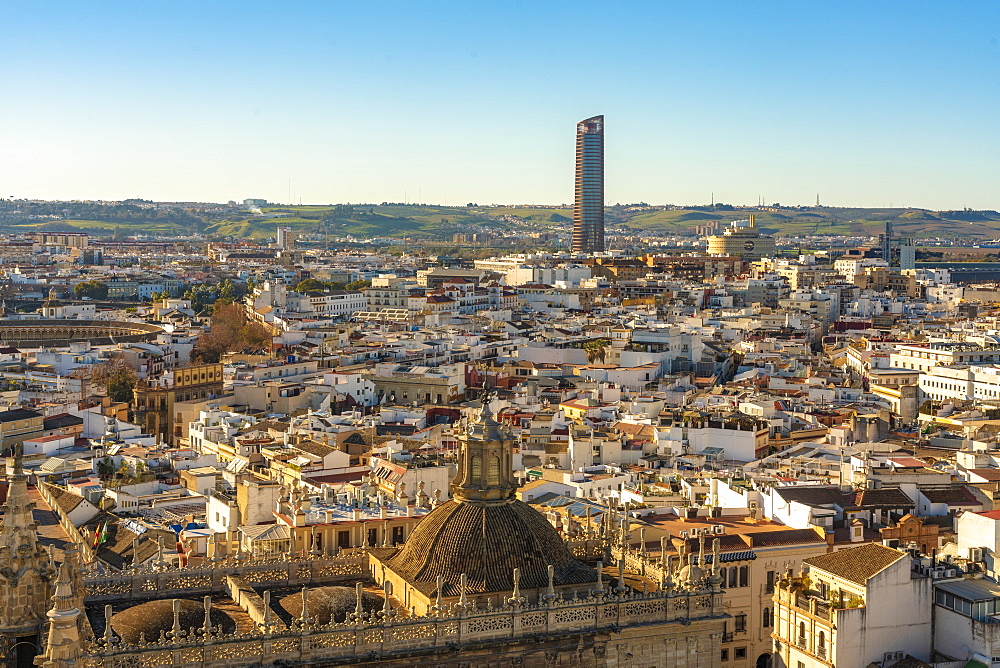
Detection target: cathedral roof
<box><xmin>278</xmin><ymin>586</ymin><xmax>381</xmax><ymax>624</ymax></box>
<box><xmin>109</xmin><ymin>598</ymin><xmax>235</xmax><ymax>644</ymax></box>
<box><xmin>379</xmin><ymin>498</ymin><xmax>596</xmax><ymax>597</ymax></box>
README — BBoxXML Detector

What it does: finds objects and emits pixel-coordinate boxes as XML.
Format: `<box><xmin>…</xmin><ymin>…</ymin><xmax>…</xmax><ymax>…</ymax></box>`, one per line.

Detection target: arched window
<box><xmin>798</xmin><ymin>621</ymin><xmax>806</xmax><ymax>643</ymax></box>
<box><xmin>739</xmin><ymin>565</ymin><xmax>749</xmax><ymax>587</ymax></box>
<box><xmin>471</xmin><ymin>455</ymin><xmax>482</xmax><ymax>481</ymax></box>
<box><xmin>762</xmin><ymin>607</ymin><xmax>772</xmax><ymax>628</ymax></box>
<box><xmin>728</xmin><ymin>566</ymin><xmax>738</xmax><ymax>588</ymax></box>
<box><xmin>488</xmin><ymin>456</ymin><xmax>500</xmax><ymax>486</ymax></box>
<box><xmin>818</xmin><ymin>630</ymin><xmax>825</xmax><ymax>650</ymax></box>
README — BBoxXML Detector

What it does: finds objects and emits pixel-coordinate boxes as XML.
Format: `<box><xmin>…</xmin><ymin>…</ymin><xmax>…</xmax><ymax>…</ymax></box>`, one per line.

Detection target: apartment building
<box><xmin>772</xmin><ymin>543</ymin><xmax>931</xmax><ymax>667</ymax></box>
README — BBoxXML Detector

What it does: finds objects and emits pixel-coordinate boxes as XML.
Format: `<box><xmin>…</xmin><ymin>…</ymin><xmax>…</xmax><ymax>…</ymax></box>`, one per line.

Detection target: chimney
<box><xmin>352</xmin><ymin>508</ymin><xmax>362</xmax><ymax>522</ymax></box>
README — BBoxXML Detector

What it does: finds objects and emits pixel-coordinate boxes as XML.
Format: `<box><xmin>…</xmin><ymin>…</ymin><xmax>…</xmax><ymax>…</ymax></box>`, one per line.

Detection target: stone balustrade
<box><xmin>82</xmin><ymin>553</ymin><xmax>368</xmax><ymax>603</ymax></box>
<box><xmin>83</xmin><ymin>584</ymin><xmax>724</xmax><ymax>667</ymax></box>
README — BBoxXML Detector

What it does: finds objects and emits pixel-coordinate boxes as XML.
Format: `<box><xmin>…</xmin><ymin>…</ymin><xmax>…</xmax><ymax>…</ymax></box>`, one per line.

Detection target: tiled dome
<box><xmin>110</xmin><ymin>599</ymin><xmax>234</xmax><ymax>644</ymax></box>
<box><xmin>278</xmin><ymin>586</ymin><xmax>381</xmax><ymax>624</ymax></box>
<box><xmin>383</xmin><ymin>498</ymin><xmax>596</xmax><ymax>597</ymax></box>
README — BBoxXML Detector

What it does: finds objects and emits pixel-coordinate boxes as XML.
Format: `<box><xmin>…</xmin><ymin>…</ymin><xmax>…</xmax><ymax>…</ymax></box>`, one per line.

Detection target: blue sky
<box><xmin>2</xmin><ymin>1</ymin><xmax>998</xmax><ymax>209</ymax></box>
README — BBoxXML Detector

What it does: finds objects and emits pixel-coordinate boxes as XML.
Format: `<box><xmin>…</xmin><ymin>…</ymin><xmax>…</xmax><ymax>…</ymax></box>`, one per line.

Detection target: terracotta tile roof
<box><xmin>804</xmin><ymin>542</ymin><xmax>906</xmax><ymax>585</ymax></box>
<box><xmin>920</xmin><ymin>485</ymin><xmax>981</xmax><ymax>505</ymax></box>
<box><xmin>80</xmin><ymin>511</ymin><xmax>176</xmax><ymax>570</ymax></box>
<box><xmin>293</xmin><ymin>439</ymin><xmax>337</xmax><ymax>458</ymax></box>
<box><xmin>850</xmin><ymin>488</ymin><xmax>915</xmax><ymax>509</ymax></box>
<box><xmin>773</xmin><ymin>486</ymin><xmax>846</xmax><ymax>507</ymax></box>
<box><xmin>39</xmin><ymin>482</ymin><xmax>85</xmax><ymax>515</ymax></box>
<box><xmin>748</xmin><ymin>528</ymin><xmax>826</xmax><ymax>548</ymax></box>
<box><xmin>967</xmin><ymin>469</ymin><xmax>1000</xmax><ymax>481</ymax></box>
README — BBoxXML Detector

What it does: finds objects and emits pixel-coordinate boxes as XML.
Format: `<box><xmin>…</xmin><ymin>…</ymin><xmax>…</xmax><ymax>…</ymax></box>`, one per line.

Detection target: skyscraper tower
<box><xmin>572</xmin><ymin>115</ymin><xmax>605</xmax><ymax>253</ymax></box>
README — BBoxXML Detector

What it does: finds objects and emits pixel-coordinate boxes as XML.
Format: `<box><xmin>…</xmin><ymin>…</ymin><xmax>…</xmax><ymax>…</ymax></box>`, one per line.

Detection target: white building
<box><xmin>919</xmin><ymin>364</ymin><xmax>1000</xmax><ymax>403</ymax></box>
<box><xmin>889</xmin><ymin>342</ymin><xmax>1000</xmax><ymax>373</ymax></box>
<box><xmin>306</xmin><ymin>290</ymin><xmax>368</xmax><ymax>317</ymax></box>
<box><xmin>773</xmin><ymin>543</ymin><xmax>932</xmax><ymax>667</ymax></box>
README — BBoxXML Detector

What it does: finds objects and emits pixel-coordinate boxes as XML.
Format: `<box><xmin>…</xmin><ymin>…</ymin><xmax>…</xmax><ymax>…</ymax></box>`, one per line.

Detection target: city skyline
<box><xmin>2</xmin><ymin>1</ymin><xmax>998</xmax><ymax>210</ymax></box>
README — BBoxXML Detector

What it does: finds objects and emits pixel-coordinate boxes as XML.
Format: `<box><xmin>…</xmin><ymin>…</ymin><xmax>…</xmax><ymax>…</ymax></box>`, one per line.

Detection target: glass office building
<box><xmin>572</xmin><ymin>115</ymin><xmax>605</xmax><ymax>253</ymax></box>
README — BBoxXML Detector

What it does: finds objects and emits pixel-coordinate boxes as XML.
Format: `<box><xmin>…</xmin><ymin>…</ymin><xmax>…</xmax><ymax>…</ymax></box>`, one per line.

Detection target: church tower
<box><xmin>0</xmin><ymin>448</ymin><xmax>55</xmax><ymax>665</ymax></box>
<box><xmin>371</xmin><ymin>396</ymin><xmax>597</xmax><ymax>613</ymax></box>
<box><xmin>449</xmin><ymin>400</ymin><xmax>517</xmax><ymax>503</ymax></box>
<box><xmin>39</xmin><ymin>288</ymin><xmax>65</xmax><ymax>319</ymax></box>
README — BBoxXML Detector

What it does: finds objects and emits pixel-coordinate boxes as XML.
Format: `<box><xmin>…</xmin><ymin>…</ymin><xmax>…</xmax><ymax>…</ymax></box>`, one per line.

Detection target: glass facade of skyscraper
<box><xmin>572</xmin><ymin>115</ymin><xmax>604</xmax><ymax>253</ymax></box>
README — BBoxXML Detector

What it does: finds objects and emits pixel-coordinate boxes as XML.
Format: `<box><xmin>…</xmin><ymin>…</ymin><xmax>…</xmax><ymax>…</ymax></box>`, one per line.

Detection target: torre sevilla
<box><xmin>572</xmin><ymin>115</ymin><xmax>605</xmax><ymax>253</ymax></box>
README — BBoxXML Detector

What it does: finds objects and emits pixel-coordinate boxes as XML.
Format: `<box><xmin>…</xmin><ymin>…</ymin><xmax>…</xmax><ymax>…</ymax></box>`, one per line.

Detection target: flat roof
<box><xmin>936</xmin><ymin>578</ymin><xmax>1000</xmax><ymax>602</ymax></box>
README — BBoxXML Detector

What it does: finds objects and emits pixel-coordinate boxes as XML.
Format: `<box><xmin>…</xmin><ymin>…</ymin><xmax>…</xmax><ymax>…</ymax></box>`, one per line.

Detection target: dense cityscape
<box><xmin>0</xmin><ymin>111</ymin><xmax>998</xmax><ymax>668</ymax></box>
<box><xmin>5</xmin><ymin>0</ymin><xmax>999</xmax><ymax>666</ymax></box>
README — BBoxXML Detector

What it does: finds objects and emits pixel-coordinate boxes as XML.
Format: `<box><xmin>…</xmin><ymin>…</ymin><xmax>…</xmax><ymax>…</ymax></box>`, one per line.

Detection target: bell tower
<box><xmin>450</xmin><ymin>398</ymin><xmax>516</xmax><ymax>504</ymax></box>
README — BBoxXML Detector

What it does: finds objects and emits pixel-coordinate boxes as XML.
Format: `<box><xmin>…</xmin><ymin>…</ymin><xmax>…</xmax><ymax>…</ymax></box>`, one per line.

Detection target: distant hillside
<box><xmin>3</xmin><ymin>201</ymin><xmax>999</xmax><ymax>240</ymax></box>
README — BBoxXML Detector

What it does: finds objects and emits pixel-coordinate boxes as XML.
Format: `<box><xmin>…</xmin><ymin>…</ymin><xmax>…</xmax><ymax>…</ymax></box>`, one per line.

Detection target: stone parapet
<box><xmin>83</xmin><ymin>583</ymin><xmax>725</xmax><ymax>667</ymax></box>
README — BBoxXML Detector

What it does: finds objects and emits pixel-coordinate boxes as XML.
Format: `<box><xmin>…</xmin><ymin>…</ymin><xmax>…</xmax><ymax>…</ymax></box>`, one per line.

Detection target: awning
<box><xmin>692</xmin><ymin>550</ymin><xmax>757</xmax><ymax>564</ymax></box>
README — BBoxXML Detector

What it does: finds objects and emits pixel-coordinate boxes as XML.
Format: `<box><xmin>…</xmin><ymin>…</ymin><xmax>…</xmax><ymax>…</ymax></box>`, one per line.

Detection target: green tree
<box><xmin>217</xmin><ymin>278</ymin><xmax>238</xmax><ymax>303</ymax></box>
<box><xmin>345</xmin><ymin>279</ymin><xmax>372</xmax><ymax>291</ymax></box>
<box><xmin>294</xmin><ymin>278</ymin><xmax>329</xmax><ymax>294</ymax></box>
<box><xmin>191</xmin><ymin>302</ymin><xmax>272</xmax><ymax>363</ymax></box>
<box><xmin>96</xmin><ymin>457</ymin><xmax>115</xmax><ymax>477</ymax></box>
<box><xmin>583</xmin><ymin>339</ymin><xmax>611</xmax><ymax>364</ymax></box>
<box><xmin>73</xmin><ymin>280</ymin><xmax>109</xmax><ymax>300</ymax></box>
<box><xmin>91</xmin><ymin>354</ymin><xmax>137</xmax><ymax>403</ymax></box>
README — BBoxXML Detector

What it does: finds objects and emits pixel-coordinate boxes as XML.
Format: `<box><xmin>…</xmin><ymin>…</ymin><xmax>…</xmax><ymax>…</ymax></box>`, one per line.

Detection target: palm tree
<box><xmin>583</xmin><ymin>339</ymin><xmax>610</xmax><ymax>364</ymax></box>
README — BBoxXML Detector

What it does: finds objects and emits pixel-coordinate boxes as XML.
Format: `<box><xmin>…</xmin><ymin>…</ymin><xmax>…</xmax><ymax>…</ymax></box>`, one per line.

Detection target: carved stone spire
<box><xmin>34</xmin><ymin>561</ymin><xmax>81</xmax><ymax>668</ymax></box>
<box><xmin>0</xmin><ymin>445</ymin><xmax>53</xmax><ymax>633</ymax></box>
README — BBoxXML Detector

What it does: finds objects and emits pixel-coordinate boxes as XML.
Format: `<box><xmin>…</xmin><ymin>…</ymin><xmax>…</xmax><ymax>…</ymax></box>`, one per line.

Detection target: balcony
<box><xmin>777</xmin><ymin>577</ymin><xmax>859</xmax><ymax>622</ymax></box>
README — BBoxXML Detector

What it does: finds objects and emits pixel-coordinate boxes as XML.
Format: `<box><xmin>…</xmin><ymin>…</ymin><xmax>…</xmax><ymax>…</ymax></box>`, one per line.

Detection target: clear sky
<box><xmin>2</xmin><ymin>1</ymin><xmax>998</xmax><ymax>209</ymax></box>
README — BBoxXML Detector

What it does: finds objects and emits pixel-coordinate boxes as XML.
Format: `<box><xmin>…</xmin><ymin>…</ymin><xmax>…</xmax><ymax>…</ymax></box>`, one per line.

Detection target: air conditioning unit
<box><xmin>884</xmin><ymin>652</ymin><xmax>905</xmax><ymax>663</ymax></box>
<box><xmin>713</xmin><ymin>525</ymin><xmax>725</xmax><ymax>535</ymax></box>
<box><xmin>946</xmin><ymin>569</ymin><xmax>957</xmax><ymax>578</ymax></box>
<box><xmin>680</xmin><ymin>530</ymin><xmax>689</xmax><ymax>539</ymax></box>
<box><xmin>969</xmin><ymin>547</ymin><xmax>984</xmax><ymax>562</ymax></box>
<box><xmin>749</xmin><ymin>501</ymin><xmax>759</xmax><ymax>510</ymax></box>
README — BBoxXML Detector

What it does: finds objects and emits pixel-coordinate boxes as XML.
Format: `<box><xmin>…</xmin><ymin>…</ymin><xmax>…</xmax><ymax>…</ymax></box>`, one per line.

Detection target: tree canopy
<box><xmin>583</xmin><ymin>339</ymin><xmax>611</xmax><ymax>364</ymax></box>
<box><xmin>73</xmin><ymin>280</ymin><xmax>109</xmax><ymax>300</ymax></box>
<box><xmin>91</xmin><ymin>354</ymin><xmax>137</xmax><ymax>403</ymax></box>
<box><xmin>191</xmin><ymin>302</ymin><xmax>272</xmax><ymax>363</ymax></box>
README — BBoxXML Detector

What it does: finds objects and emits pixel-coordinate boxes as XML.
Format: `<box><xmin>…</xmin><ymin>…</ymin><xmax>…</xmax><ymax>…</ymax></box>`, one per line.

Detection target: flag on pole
<box><xmin>93</xmin><ymin>521</ymin><xmax>106</xmax><ymax>549</ymax></box>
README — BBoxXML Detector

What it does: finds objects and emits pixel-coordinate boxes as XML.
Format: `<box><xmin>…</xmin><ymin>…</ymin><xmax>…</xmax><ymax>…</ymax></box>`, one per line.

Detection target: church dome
<box><xmin>110</xmin><ymin>598</ymin><xmax>235</xmax><ymax>644</ymax></box>
<box><xmin>383</xmin><ymin>498</ymin><xmax>596</xmax><ymax>596</ymax></box>
<box><xmin>41</xmin><ymin>288</ymin><xmax>64</xmax><ymax>309</ymax></box>
<box><xmin>278</xmin><ymin>586</ymin><xmax>381</xmax><ymax>624</ymax></box>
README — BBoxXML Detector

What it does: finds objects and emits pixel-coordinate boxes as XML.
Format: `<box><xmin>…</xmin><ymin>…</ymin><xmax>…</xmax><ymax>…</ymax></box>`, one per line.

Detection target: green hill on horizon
<box><xmin>4</xmin><ymin>202</ymin><xmax>1000</xmax><ymax>240</ymax></box>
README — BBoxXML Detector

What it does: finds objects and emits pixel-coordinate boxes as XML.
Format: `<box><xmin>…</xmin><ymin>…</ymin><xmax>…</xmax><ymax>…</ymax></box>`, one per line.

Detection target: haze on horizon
<box><xmin>2</xmin><ymin>1</ymin><xmax>997</xmax><ymax>211</ymax></box>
